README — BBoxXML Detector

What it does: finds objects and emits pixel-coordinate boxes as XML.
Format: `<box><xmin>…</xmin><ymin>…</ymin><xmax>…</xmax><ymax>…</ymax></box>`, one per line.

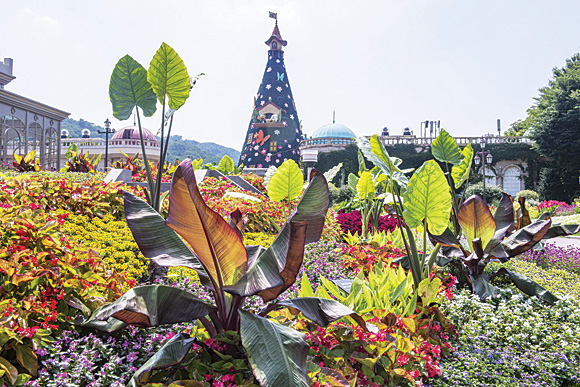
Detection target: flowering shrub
<box><xmin>295</xmin><ymin>240</ymin><xmax>351</xmax><ymax>291</ymax></box>
<box><xmin>0</xmin><ymin>174</ymin><xmax>125</xmax><ymax>219</ymax></box>
<box><xmin>0</xmin><ymin>204</ymin><xmax>126</xmax><ymax>384</ymax></box>
<box><xmin>0</xmin><ymin>170</ymin><xmax>107</xmax><ymax>182</ymax></box>
<box><xmin>26</xmin><ymin>327</ymin><xmax>172</xmax><ymax>387</ymax></box>
<box><xmin>340</xmin><ymin>242</ymin><xmax>405</xmax><ymax>274</ymax></box>
<box><xmin>537</xmin><ymin>200</ymin><xmax>570</xmax><ymax>215</ymax></box>
<box><xmin>518</xmin><ymin>242</ymin><xmax>580</xmax><ymax>274</ymax></box>
<box><xmin>299</xmin><ymin>310</ymin><xmax>454</xmax><ymax>387</ymax></box>
<box><xmin>240</xmin><ymin>173</ymin><xmax>267</xmax><ymax>194</ymax></box>
<box><xmin>243</xmin><ymin>232</ymin><xmax>276</xmax><ymax>248</ymax></box>
<box><xmin>429</xmin><ymin>288</ymin><xmax>580</xmax><ymax>387</ymax></box>
<box><xmin>60</xmin><ymin>212</ymin><xmax>150</xmax><ymax>286</ymax></box>
<box><xmin>336</xmin><ymin>209</ymin><xmax>399</xmax><ymax>236</ymax></box>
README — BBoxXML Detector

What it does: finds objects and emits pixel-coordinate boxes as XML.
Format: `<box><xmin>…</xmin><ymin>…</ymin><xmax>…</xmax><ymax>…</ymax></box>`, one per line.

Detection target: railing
<box><xmin>60</xmin><ymin>137</ymin><xmax>160</xmax><ymax>149</ymax></box>
<box><xmin>374</xmin><ymin>135</ymin><xmax>531</xmax><ymax>146</ymax></box>
<box><xmin>301</xmin><ymin>135</ymin><xmax>531</xmax><ymax>147</ymax></box>
<box><xmin>300</xmin><ymin>137</ymin><xmax>356</xmax><ymax>147</ymax></box>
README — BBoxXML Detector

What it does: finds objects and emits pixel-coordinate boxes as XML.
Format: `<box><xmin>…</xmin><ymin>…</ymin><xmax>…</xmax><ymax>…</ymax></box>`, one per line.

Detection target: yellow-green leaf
<box><xmin>356</xmin><ymin>171</ymin><xmax>375</xmax><ymax>201</ymax></box>
<box><xmin>402</xmin><ymin>160</ymin><xmax>452</xmax><ymax>235</ymax></box>
<box><xmin>451</xmin><ymin>144</ymin><xmax>473</xmax><ymax>188</ymax></box>
<box><xmin>267</xmin><ymin>159</ymin><xmax>303</xmax><ymax>202</ymax></box>
<box><xmin>148</xmin><ymin>43</ymin><xmax>191</xmax><ymax>110</ymax></box>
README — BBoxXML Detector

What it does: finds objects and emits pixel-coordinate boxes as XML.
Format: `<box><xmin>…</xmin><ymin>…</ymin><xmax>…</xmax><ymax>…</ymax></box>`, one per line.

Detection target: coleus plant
<box><xmin>12</xmin><ymin>150</ymin><xmax>40</xmax><ymax>172</ymax></box>
<box><xmin>429</xmin><ymin>193</ymin><xmax>580</xmax><ymax>303</ymax></box>
<box><xmin>60</xmin><ymin>143</ymin><xmax>101</xmax><ymax>173</ymax></box>
<box><xmin>80</xmin><ymin>159</ymin><xmax>368</xmax><ymax>387</ymax></box>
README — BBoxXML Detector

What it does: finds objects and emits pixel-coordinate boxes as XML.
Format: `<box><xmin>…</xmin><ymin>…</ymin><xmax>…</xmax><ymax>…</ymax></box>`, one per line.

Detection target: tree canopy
<box><xmin>524</xmin><ymin>53</ymin><xmax>580</xmax><ymax>201</ymax></box>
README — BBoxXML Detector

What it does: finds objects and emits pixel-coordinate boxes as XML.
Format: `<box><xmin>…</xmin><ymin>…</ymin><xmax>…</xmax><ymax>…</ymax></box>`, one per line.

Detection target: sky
<box><xmin>3</xmin><ymin>0</ymin><xmax>580</xmax><ymax>150</ymax></box>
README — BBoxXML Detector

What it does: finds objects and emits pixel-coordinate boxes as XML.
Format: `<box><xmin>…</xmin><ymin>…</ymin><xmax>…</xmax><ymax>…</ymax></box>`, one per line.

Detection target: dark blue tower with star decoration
<box><xmin>239</xmin><ymin>16</ymin><xmax>303</xmax><ymax>172</ymax></box>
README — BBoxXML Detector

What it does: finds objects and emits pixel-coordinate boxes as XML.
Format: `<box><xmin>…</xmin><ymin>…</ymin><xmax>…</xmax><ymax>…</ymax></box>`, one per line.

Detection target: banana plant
<box><xmin>79</xmin><ymin>159</ymin><xmax>366</xmax><ymax>387</ymax></box>
<box><xmin>429</xmin><ymin>193</ymin><xmax>580</xmax><ymax>303</ymax></box>
<box><xmin>109</xmin><ymin>42</ymin><xmax>199</xmax><ymax>212</ymax></box>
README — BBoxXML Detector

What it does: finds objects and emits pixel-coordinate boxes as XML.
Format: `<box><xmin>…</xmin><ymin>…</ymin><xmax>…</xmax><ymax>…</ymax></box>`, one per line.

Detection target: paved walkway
<box><xmin>549</xmin><ymin>236</ymin><xmax>580</xmax><ymax>249</ymax></box>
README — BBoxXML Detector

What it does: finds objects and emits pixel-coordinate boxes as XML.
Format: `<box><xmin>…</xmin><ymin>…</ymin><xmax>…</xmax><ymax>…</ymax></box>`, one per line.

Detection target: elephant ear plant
<box><xmin>79</xmin><ymin>159</ymin><xmax>368</xmax><ymax>387</ymax></box>
<box><xmin>429</xmin><ymin>192</ymin><xmax>580</xmax><ymax>303</ymax></box>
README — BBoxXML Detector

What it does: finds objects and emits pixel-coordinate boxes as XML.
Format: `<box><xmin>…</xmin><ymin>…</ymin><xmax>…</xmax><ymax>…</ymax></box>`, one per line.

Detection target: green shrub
<box><xmin>464</xmin><ymin>182</ymin><xmax>502</xmax><ymax>205</ymax></box>
<box><xmin>515</xmin><ymin>189</ymin><xmax>539</xmax><ymax>201</ymax></box>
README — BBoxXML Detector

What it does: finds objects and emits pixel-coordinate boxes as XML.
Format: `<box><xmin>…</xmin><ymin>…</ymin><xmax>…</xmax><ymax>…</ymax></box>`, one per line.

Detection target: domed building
<box><xmin>299</xmin><ymin>116</ymin><xmax>357</xmax><ymax>171</ymax></box>
<box><xmin>60</xmin><ymin>124</ymin><xmax>160</xmax><ymax>171</ymax></box>
<box><xmin>300</xmin><ymin>116</ymin><xmax>356</xmax><ymax>158</ymax></box>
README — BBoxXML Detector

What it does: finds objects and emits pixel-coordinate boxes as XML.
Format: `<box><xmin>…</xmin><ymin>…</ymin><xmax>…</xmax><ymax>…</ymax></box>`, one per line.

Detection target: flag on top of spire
<box><xmin>269</xmin><ymin>11</ymin><xmax>277</xmax><ymax>20</ymax></box>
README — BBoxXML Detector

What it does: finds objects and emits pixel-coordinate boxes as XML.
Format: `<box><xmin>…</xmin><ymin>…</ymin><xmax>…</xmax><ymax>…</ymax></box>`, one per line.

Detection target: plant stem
<box><xmin>136</xmin><ymin>109</ymin><xmax>156</xmax><ymax>210</ymax></box>
<box><xmin>199</xmin><ymin>316</ymin><xmax>217</xmax><ymax>337</ymax></box>
<box><xmin>154</xmin><ymin>99</ymin><xmax>166</xmax><ymax>211</ymax></box>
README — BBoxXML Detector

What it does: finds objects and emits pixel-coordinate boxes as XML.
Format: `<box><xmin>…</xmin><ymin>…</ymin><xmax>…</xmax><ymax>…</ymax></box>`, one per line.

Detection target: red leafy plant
<box><xmin>0</xmin><ymin>204</ymin><xmax>126</xmax><ymax>385</ymax></box>
<box><xmin>79</xmin><ymin>159</ymin><xmax>371</xmax><ymax>387</ymax></box>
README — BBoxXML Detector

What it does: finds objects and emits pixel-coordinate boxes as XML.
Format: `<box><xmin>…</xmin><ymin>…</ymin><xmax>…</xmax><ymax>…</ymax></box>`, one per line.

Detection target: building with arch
<box><xmin>59</xmin><ymin>125</ymin><xmax>161</xmax><ymax>171</ymax></box>
<box><xmin>1</xmin><ymin>57</ymin><xmax>69</xmax><ymax>169</ymax></box>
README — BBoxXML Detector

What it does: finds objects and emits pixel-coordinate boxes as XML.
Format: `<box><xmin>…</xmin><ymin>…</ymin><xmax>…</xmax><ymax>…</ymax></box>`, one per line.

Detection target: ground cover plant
<box><xmin>427</xmin><ymin>288</ymin><xmax>580</xmax><ymax>387</ymax></box>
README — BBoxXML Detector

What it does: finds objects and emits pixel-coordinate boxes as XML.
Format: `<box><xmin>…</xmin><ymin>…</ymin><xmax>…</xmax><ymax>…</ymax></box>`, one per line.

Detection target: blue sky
<box><xmin>2</xmin><ymin>0</ymin><xmax>580</xmax><ymax>149</ymax></box>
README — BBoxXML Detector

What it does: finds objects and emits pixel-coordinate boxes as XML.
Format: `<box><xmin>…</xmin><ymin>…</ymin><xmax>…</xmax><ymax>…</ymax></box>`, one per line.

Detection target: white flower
<box><xmin>267</xmin><ymin>67</ymin><xmax>272</xmax><ymax>72</ymax></box>
<box><xmin>266</xmin><ymin>84</ymin><xmax>271</xmax><ymax>89</ymax></box>
<box><xmin>276</xmin><ymin>86</ymin><xmax>283</xmax><ymax>92</ymax></box>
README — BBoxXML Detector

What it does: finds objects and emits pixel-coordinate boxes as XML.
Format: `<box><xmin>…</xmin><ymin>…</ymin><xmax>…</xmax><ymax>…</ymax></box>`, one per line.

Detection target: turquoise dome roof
<box><xmin>311</xmin><ymin>123</ymin><xmax>356</xmax><ymax>139</ymax></box>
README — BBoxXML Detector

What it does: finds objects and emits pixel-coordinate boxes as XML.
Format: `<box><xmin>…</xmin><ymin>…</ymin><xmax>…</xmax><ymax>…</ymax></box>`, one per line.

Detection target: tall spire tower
<box><xmin>239</xmin><ymin>14</ymin><xmax>303</xmax><ymax>173</ymax></box>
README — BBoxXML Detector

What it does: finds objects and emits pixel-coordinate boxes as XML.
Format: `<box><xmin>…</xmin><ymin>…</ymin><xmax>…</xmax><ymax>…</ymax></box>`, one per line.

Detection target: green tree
<box><xmin>525</xmin><ymin>53</ymin><xmax>580</xmax><ymax>201</ymax></box>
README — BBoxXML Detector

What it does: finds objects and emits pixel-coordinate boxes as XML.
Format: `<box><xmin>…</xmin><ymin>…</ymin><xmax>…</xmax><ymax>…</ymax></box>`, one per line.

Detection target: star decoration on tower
<box><xmin>267</xmin><ymin>67</ymin><xmax>272</xmax><ymax>72</ymax></box>
<box><xmin>289</xmin><ymin>114</ymin><xmax>294</xmax><ymax>120</ymax></box>
<box><xmin>266</xmin><ymin>84</ymin><xmax>271</xmax><ymax>89</ymax></box>
<box><xmin>276</xmin><ymin>86</ymin><xmax>283</xmax><ymax>92</ymax></box>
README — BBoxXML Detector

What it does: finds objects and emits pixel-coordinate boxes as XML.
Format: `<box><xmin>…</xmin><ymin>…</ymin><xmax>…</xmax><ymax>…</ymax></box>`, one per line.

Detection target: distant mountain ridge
<box><xmin>62</xmin><ymin>118</ymin><xmax>239</xmax><ymax>164</ymax></box>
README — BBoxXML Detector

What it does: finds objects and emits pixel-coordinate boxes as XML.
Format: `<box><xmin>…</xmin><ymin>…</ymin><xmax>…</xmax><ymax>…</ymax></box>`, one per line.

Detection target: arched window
<box><xmin>27</xmin><ymin>122</ymin><xmax>43</xmax><ymax>155</ymax></box>
<box><xmin>503</xmin><ymin>166</ymin><xmax>522</xmax><ymax>196</ymax></box>
<box><xmin>1</xmin><ymin>116</ymin><xmax>25</xmax><ymax>163</ymax></box>
<box><xmin>272</xmin><ymin>41</ymin><xmax>278</xmax><ymax>49</ymax></box>
<box><xmin>45</xmin><ymin>127</ymin><xmax>58</xmax><ymax>170</ymax></box>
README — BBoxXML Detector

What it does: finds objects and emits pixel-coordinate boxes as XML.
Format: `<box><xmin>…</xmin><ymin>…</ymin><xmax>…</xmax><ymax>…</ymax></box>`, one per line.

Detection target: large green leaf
<box><xmin>402</xmin><ymin>160</ymin><xmax>452</xmax><ymax>235</ymax></box>
<box><xmin>123</xmin><ymin>191</ymin><xmax>209</xmax><ymax>282</ymax></box>
<box><xmin>240</xmin><ymin>310</ymin><xmax>309</xmax><ymax>387</ymax></box>
<box><xmin>276</xmin><ymin>297</ymin><xmax>366</xmax><ymax>330</ymax></box>
<box><xmin>148</xmin><ymin>43</ymin><xmax>190</xmax><ymax>110</ymax></box>
<box><xmin>268</xmin><ymin>159</ymin><xmax>304</xmax><ymax>202</ymax></box>
<box><xmin>109</xmin><ymin>54</ymin><xmax>157</xmax><ymax>120</ymax></box>
<box><xmin>347</xmin><ymin>173</ymin><xmax>359</xmax><ymax>194</ymax></box>
<box><xmin>357</xmin><ymin>135</ymin><xmax>401</xmax><ymax>175</ymax></box>
<box><xmin>224</xmin><ymin>221</ymin><xmax>306</xmax><ymax>300</ymax></box>
<box><xmin>217</xmin><ymin>155</ymin><xmax>235</xmax><ymax>175</ymax></box>
<box><xmin>128</xmin><ymin>333</ymin><xmax>195</xmax><ymax>387</ymax></box>
<box><xmin>356</xmin><ymin>171</ymin><xmax>375</xmax><ymax>201</ymax></box>
<box><xmin>489</xmin><ymin>218</ymin><xmax>552</xmax><ymax>261</ymax></box>
<box><xmin>291</xmin><ymin>169</ymin><xmax>330</xmax><ymax>245</ymax></box>
<box><xmin>166</xmin><ymin>159</ymin><xmax>247</xmax><ymax>288</ymax></box>
<box><xmin>457</xmin><ymin>195</ymin><xmax>496</xmax><ymax>251</ymax></box>
<box><xmin>91</xmin><ymin>285</ymin><xmax>216</xmax><ymax>328</ymax></box>
<box><xmin>323</xmin><ymin>163</ymin><xmax>343</xmax><ymax>183</ymax></box>
<box><xmin>431</xmin><ymin>129</ymin><xmax>463</xmax><ymax>165</ymax></box>
<box><xmin>451</xmin><ymin>144</ymin><xmax>473</xmax><ymax>188</ymax></box>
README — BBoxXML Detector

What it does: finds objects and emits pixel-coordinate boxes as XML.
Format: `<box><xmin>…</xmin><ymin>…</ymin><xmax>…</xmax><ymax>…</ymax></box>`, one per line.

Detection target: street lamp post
<box><xmin>474</xmin><ymin>138</ymin><xmax>493</xmax><ymax>204</ymax></box>
<box><xmin>98</xmin><ymin>118</ymin><xmax>115</xmax><ymax>172</ymax></box>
